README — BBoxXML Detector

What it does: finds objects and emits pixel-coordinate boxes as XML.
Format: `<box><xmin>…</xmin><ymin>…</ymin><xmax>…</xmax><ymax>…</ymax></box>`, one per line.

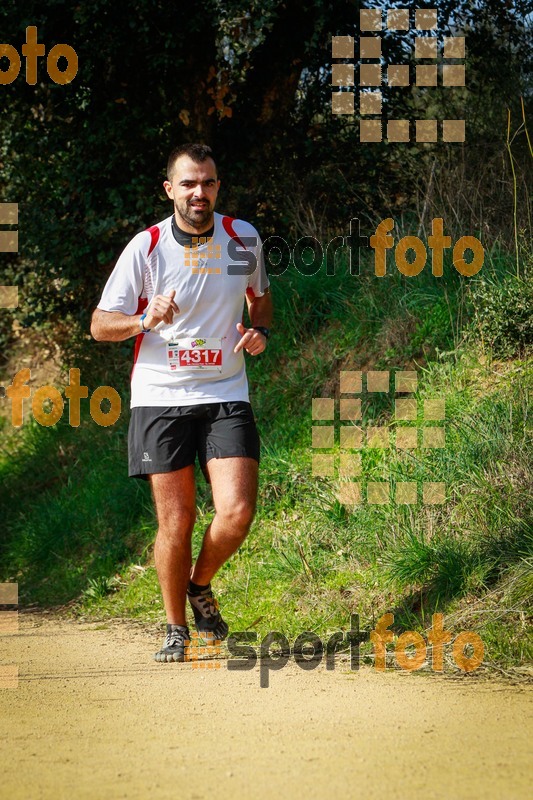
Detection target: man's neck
<box><xmin>171</xmin><ymin>214</ymin><xmax>214</xmax><ymax>246</ymax></box>
<box><xmin>174</xmin><ymin>211</ymin><xmax>215</xmax><ymax>235</ymax></box>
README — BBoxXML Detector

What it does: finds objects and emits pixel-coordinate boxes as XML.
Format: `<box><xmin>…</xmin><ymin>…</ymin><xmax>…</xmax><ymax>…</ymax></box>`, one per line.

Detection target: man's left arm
<box><xmin>234</xmin><ymin>289</ymin><xmax>273</xmax><ymax>355</ymax></box>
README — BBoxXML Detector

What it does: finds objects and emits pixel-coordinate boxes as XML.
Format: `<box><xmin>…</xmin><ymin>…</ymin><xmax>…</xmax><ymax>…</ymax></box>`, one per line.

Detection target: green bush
<box><xmin>471</xmin><ymin>274</ymin><xmax>533</xmax><ymax>357</ymax></box>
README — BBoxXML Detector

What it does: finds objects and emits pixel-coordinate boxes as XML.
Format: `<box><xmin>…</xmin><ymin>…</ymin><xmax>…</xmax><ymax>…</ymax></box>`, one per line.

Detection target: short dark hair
<box><xmin>166</xmin><ymin>143</ymin><xmax>217</xmax><ymax>180</ymax></box>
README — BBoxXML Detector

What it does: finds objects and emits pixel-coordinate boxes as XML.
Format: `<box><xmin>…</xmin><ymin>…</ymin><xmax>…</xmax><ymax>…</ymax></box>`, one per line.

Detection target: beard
<box><xmin>174</xmin><ymin>199</ymin><xmax>214</xmax><ymax>230</ymax></box>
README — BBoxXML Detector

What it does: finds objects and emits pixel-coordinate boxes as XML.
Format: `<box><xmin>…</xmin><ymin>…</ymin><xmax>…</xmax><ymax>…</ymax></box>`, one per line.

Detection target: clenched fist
<box><xmin>144</xmin><ymin>290</ymin><xmax>180</xmax><ymax>329</ymax></box>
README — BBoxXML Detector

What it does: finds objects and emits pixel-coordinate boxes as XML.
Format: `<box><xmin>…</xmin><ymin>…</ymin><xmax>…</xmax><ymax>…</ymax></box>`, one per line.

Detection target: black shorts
<box><xmin>128</xmin><ymin>401</ymin><xmax>260</xmax><ymax>481</ymax></box>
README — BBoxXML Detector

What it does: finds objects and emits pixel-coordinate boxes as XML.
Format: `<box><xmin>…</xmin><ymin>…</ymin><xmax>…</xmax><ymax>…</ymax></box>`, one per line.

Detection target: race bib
<box><xmin>167</xmin><ymin>337</ymin><xmax>223</xmax><ymax>372</ymax></box>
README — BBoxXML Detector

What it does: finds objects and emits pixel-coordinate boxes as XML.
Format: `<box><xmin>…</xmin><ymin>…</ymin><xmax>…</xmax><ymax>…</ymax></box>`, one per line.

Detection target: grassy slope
<box><xmin>1</xmin><ymin>250</ymin><xmax>531</xmax><ymax>669</ymax></box>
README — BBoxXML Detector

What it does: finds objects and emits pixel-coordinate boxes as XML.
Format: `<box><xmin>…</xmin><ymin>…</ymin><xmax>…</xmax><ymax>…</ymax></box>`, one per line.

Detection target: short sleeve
<box><xmin>247</xmin><ymin>230</ymin><xmax>270</xmax><ymax>297</ymax></box>
<box><xmin>97</xmin><ymin>231</ymin><xmax>150</xmax><ymax>315</ymax></box>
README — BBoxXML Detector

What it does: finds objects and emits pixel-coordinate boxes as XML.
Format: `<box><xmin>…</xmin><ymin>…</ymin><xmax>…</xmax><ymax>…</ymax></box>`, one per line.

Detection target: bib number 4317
<box><xmin>178</xmin><ymin>348</ymin><xmax>221</xmax><ymax>367</ymax></box>
<box><xmin>167</xmin><ymin>337</ymin><xmax>223</xmax><ymax>371</ymax></box>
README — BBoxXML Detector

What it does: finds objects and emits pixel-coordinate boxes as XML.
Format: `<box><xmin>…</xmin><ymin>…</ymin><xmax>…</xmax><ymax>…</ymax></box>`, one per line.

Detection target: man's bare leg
<box><xmin>150</xmin><ymin>466</ymin><xmax>196</xmax><ymax>625</ymax></box>
<box><xmin>191</xmin><ymin>456</ymin><xmax>258</xmax><ymax>585</ymax></box>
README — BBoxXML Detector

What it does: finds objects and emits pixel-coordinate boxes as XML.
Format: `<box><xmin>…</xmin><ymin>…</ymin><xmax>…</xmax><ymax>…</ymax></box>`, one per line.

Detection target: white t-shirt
<box><xmin>97</xmin><ymin>212</ymin><xmax>270</xmax><ymax>408</ymax></box>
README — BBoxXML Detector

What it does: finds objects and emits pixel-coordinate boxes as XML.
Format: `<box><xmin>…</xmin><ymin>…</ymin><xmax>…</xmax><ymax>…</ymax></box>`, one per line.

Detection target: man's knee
<box><xmin>217</xmin><ymin>499</ymin><xmax>256</xmax><ymax>532</ymax></box>
<box><xmin>156</xmin><ymin>508</ymin><xmax>196</xmax><ymax>541</ymax></box>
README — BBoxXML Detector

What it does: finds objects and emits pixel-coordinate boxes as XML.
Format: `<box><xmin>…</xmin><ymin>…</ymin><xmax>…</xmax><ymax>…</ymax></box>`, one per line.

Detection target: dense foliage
<box><xmin>0</xmin><ymin>0</ymin><xmax>531</xmax><ymax>360</ymax></box>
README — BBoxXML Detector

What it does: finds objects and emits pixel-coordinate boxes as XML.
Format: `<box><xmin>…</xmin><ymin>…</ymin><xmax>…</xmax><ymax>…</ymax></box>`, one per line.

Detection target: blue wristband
<box><xmin>140</xmin><ymin>313</ymin><xmax>151</xmax><ymax>333</ymax></box>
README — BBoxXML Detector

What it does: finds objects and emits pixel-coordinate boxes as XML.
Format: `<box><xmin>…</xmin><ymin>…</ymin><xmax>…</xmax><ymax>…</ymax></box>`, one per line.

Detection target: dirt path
<box><xmin>0</xmin><ymin>614</ymin><xmax>531</xmax><ymax>800</ymax></box>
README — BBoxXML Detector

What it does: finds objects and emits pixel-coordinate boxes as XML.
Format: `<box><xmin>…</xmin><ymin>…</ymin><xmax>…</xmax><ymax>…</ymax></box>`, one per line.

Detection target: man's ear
<box><xmin>163</xmin><ymin>180</ymin><xmax>173</xmax><ymax>200</ymax></box>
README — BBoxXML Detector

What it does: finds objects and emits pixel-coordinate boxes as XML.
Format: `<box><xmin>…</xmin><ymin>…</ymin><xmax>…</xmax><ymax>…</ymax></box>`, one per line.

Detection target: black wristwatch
<box><xmin>253</xmin><ymin>326</ymin><xmax>271</xmax><ymax>339</ymax></box>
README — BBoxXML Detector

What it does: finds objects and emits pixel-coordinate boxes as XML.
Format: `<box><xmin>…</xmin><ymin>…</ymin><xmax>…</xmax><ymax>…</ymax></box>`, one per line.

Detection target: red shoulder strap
<box><xmin>146</xmin><ymin>224</ymin><xmax>160</xmax><ymax>256</ymax></box>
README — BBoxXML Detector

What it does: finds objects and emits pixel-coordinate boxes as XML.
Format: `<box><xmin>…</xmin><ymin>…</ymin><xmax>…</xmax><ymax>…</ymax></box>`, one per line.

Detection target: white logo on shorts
<box><xmin>142</xmin><ymin>452</ymin><xmax>152</xmax><ymax>462</ymax></box>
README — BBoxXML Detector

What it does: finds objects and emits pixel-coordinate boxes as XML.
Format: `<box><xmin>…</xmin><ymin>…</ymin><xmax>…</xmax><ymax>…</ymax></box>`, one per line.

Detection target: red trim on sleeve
<box><xmin>131</xmin><ymin>298</ymin><xmax>148</xmax><ymax>381</ymax></box>
<box><xmin>222</xmin><ymin>215</ymin><xmax>246</xmax><ymax>249</ymax></box>
<box><xmin>131</xmin><ymin>226</ymin><xmax>160</xmax><ymax>381</ymax></box>
<box><xmin>226</xmin><ymin>215</ymin><xmax>256</xmax><ymax>303</ymax></box>
<box><xmin>146</xmin><ymin>224</ymin><xmax>160</xmax><ymax>256</ymax></box>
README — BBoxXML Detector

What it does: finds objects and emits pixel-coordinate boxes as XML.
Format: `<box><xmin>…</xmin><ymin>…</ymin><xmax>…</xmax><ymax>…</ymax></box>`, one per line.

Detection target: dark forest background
<box><xmin>0</xmin><ymin>0</ymin><xmax>531</xmax><ymax>362</ymax></box>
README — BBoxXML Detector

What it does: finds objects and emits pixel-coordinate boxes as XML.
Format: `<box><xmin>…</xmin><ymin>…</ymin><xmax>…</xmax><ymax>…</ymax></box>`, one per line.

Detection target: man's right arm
<box><xmin>90</xmin><ymin>291</ymin><xmax>179</xmax><ymax>342</ymax></box>
<box><xmin>90</xmin><ymin>309</ymin><xmax>145</xmax><ymax>342</ymax></box>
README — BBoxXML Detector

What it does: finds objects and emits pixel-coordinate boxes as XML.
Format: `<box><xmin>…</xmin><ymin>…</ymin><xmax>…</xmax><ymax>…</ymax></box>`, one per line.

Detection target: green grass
<box><xmin>0</xmin><ymin>410</ymin><xmax>153</xmax><ymax>605</ymax></box>
<box><xmin>0</xmin><ymin>246</ymin><xmax>531</xmax><ymax>671</ymax></box>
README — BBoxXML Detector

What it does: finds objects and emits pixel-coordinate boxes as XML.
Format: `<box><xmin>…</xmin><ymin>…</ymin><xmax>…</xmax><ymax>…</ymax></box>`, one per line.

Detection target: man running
<box><xmin>90</xmin><ymin>143</ymin><xmax>272</xmax><ymax>662</ymax></box>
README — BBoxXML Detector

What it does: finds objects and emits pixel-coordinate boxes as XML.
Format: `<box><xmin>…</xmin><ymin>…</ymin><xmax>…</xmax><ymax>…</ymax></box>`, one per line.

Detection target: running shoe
<box><xmin>154</xmin><ymin>624</ymin><xmax>190</xmax><ymax>662</ymax></box>
<box><xmin>187</xmin><ymin>584</ymin><xmax>229</xmax><ymax>641</ymax></box>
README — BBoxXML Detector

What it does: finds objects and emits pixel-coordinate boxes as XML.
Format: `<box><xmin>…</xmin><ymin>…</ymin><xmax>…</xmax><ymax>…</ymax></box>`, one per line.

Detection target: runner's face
<box><xmin>164</xmin><ymin>156</ymin><xmax>220</xmax><ymax>233</ymax></box>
